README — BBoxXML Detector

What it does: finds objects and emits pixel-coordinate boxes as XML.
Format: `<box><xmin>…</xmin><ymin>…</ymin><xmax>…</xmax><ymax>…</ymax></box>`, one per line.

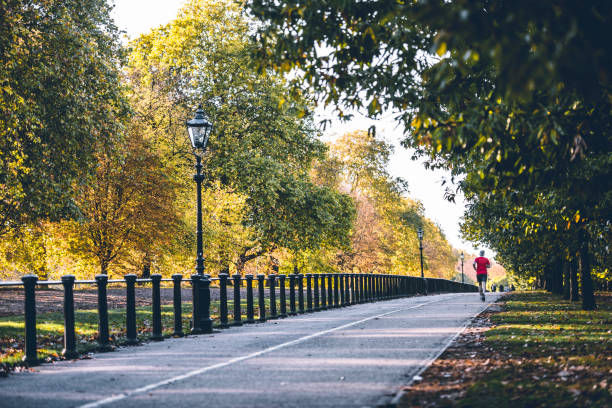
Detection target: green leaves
<box><xmin>126</xmin><ymin>0</ymin><xmax>355</xmax><ymax>272</ymax></box>
<box><xmin>0</xmin><ymin>0</ymin><xmax>128</xmax><ymax>236</ymax></box>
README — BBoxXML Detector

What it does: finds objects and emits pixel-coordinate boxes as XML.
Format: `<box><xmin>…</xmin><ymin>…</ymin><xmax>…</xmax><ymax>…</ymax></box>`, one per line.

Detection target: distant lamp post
<box><xmin>417</xmin><ymin>227</ymin><xmax>427</xmax><ymax>295</ymax></box>
<box><xmin>186</xmin><ymin>106</ymin><xmax>213</xmax><ymax>334</ymax></box>
<box><xmin>460</xmin><ymin>252</ymin><xmax>465</xmax><ymax>284</ymax></box>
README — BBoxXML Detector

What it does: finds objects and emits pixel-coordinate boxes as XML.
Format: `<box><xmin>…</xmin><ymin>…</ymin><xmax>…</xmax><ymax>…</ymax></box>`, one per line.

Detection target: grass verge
<box><xmin>398</xmin><ymin>291</ymin><xmax>612</xmax><ymax>408</ymax></box>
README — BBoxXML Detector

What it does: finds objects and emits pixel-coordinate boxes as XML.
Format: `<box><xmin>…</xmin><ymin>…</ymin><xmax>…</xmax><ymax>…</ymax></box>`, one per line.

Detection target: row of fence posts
<box><xmin>18</xmin><ymin>273</ymin><xmax>477</xmax><ymax>364</ymax></box>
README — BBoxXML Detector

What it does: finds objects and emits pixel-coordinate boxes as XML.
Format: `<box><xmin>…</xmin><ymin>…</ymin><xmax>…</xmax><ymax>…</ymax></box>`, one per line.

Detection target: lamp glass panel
<box><xmin>188</xmin><ymin>126</ymin><xmax>206</xmax><ymax>149</ymax></box>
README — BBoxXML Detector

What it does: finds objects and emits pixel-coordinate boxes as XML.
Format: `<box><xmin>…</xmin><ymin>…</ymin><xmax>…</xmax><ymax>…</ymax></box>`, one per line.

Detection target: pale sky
<box><xmin>111</xmin><ymin>0</ymin><xmax>488</xmax><ymax>257</ymax></box>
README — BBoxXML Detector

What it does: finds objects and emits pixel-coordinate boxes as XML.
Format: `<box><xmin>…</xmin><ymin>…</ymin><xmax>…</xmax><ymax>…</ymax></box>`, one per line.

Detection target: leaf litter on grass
<box><xmin>397</xmin><ymin>291</ymin><xmax>612</xmax><ymax>408</ymax></box>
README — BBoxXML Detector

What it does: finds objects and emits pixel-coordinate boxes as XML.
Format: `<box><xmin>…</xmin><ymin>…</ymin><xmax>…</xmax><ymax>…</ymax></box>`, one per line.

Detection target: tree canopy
<box><xmin>249</xmin><ymin>0</ymin><xmax>611</xmax><ymax>307</ymax></box>
<box><xmin>0</xmin><ymin>0</ymin><xmax>481</xmax><ymax>281</ymax></box>
<box><xmin>0</xmin><ymin>0</ymin><xmax>128</xmax><ymax>236</ymax></box>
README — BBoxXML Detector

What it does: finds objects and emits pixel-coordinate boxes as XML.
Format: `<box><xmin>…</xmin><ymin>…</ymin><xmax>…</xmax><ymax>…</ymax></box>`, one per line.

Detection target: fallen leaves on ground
<box><xmin>397</xmin><ymin>292</ymin><xmax>612</xmax><ymax>408</ymax></box>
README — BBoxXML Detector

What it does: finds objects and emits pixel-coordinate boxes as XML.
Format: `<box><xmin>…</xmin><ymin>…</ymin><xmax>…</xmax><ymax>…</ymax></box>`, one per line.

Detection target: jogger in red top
<box><xmin>473</xmin><ymin>250</ymin><xmax>491</xmax><ymax>301</ymax></box>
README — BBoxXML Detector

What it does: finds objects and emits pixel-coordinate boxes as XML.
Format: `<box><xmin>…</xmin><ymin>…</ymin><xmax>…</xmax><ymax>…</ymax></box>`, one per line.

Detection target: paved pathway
<box><xmin>0</xmin><ymin>292</ymin><xmax>502</xmax><ymax>408</ymax></box>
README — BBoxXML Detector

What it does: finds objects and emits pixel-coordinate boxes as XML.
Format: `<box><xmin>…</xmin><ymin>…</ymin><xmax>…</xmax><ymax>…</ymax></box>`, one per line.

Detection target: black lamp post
<box><xmin>186</xmin><ymin>106</ymin><xmax>213</xmax><ymax>275</ymax></box>
<box><xmin>417</xmin><ymin>227</ymin><xmax>424</xmax><ymax>278</ymax></box>
<box><xmin>186</xmin><ymin>106</ymin><xmax>213</xmax><ymax>333</ymax></box>
<box><xmin>460</xmin><ymin>252</ymin><xmax>465</xmax><ymax>284</ymax></box>
<box><xmin>417</xmin><ymin>227</ymin><xmax>427</xmax><ymax>295</ymax></box>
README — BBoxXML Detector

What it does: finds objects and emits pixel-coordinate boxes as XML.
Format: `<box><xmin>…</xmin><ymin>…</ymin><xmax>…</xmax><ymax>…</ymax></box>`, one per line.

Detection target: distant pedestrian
<box><xmin>473</xmin><ymin>250</ymin><xmax>491</xmax><ymax>302</ymax></box>
<box><xmin>491</xmin><ymin>284</ymin><xmax>497</xmax><ymax>292</ymax></box>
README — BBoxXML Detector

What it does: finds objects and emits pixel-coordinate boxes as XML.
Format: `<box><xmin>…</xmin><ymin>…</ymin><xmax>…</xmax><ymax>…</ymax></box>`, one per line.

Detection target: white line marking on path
<box><xmin>79</xmin><ymin>296</ymin><xmax>451</xmax><ymax>408</ymax></box>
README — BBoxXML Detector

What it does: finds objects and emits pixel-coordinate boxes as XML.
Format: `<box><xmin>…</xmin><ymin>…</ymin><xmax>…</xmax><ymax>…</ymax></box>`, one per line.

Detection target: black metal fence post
<box><xmin>171</xmin><ymin>274</ymin><xmax>183</xmax><ymax>337</ymax></box>
<box><xmin>344</xmin><ymin>274</ymin><xmax>350</xmax><ymax>306</ymax></box>
<box><xmin>350</xmin><ymin>274</ymin><xmax>356</xmax><ymax>304</ymax></box>
<box><xmin>245</xmin><ymin>274</ymin><xmax>255</xmax><ymax>323</ymax></box>
<box><xmin>219</xmin><ymin>273</ymin><xmax>230</xmax><ymax>328</ymax></box>
<box><xmin>151</xmin><ymin>274</ymin><xmax>163</xmax><ymax>341</ymax></box>
<box><xmin>297</xmin><ymin>274</ymin><xmax>305</xmax><ymax>314</ymax></box>
<box><xmin>61</xmin><ymin>275</ymin><xmax>78</xmax><ymax>358</ymax></box>
<box><xmin>288</xmin><ymin>274</ymin><xmax>297</xmax><ymax>316</ymax></box>
<box><xmin>191</xmin><ymin>274</ymin><xmax>202</xmax><ymax>334</ymax></box>
<box><xmin>378</xmin><ymin>275</ymin><xmax>389</xmax><ymax>299</ymax></box>
<box><xmin>370</xmin><ymin>275</ymin><xmax>374</xmax><ymax>301</ymax></box>
<box><xmin>313</xmin><ymin>274</ymin><xmax>320</xmax><ymax>310</ymax></box>
<box><xmin>320</xmin><ymin>273</ymin><xmax>327</xmax><ymax>309</ymax></box>
<box><xmin>95</xmin><ymin>274</ymin><xmax>112</xmax><ymax>351</ymax></box>
<box><xmin>269</xmin><ymin>274</ymin><xmax>277</xmax><ymax>319</ymax></box>
<box><xmin>306</xmin><ymin>273</ymin><xmax>313</xmax><ymax>312</ymax></box>
<box><xmin>384</xmin><ymin>275</ymin><xmax>388</xmax><ymax>299</ymax></box>
<box><xmin>359</xmin><ymin>274</ymin><xmax>365</xmax><ymax>303</ymax></box>
<box><xmin>327</xmin><ymin>273</ymin><xmax>334</xmax><ymax>308</ymax></box>
<box><xmin>372</xmin><ymin>275</ymin><xmax>377</xmax><ymax>300</ymax></box>
<box><xmin>199</xmin><ymin>276</ymin><xmax>213</xmax><ymax>333</ymax></box>
<box><xmin>232</xmin><ymin>274</ymin><xmax>242</xmax><ymax>326</ymax></box>
<box><xmin>21</xmin><ymin>274</ymin><xmax>38</xmax><ymax>364</ymax></box>
<box><xmin>257</xmin><ymin>274</ymin><xmax>266</xmax><ymax>322</ymax></box>
<box><xmin>371</xmin><ymin>275</ymin><xmax>375</xmax><ymax>301</ymax></box>
<box><xmin>339</xmin><ymin>273</ymin><xmax>345</xmax><ymax>306</ymax></box>
<box><xmin>278</xmin><ymin>274</ymin><xmax>287</xmax><ymax>318</ymax></box>
<box><xmin>124</xmin><ymin>274</ymin><xmax>138</xmax><ymax>344</ymax></box>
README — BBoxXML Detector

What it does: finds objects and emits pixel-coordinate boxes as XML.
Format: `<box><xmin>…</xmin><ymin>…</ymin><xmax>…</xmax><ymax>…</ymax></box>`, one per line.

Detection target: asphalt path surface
<box><xmin>0</xmin><ymin>292</ymin><xmax>503</xmax><ymax>408</ymax></box>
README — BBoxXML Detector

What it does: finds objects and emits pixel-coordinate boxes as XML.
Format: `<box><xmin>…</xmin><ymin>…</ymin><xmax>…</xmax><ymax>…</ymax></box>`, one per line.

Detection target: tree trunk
<box><xmin>562</xmin><ymin>261</ymin><xmax>570</xmax><ymax>300</ymax></box>
<box><xmin>552</xmin><ymin>258</ymin><xmax>564</xmax><ymax>295</ymax></box>
<box><xmin>569</xmin><ymin>257</ymin><xmax>580</xmax><ymax>302</ymax></box>
<box><xmin>141</xmin><ymin>253</ymin><xmax>151</xmax><ymax>278</ymax></box>
<box><xmin>544</xmin><ymin>267</ymin><xmax>552</xmax><ymax>292</ymax></box>
<box><xmin>100</xmin><ymin>260</ymin><xmax>108</xmax><ymax>276</ymax></box>
<box><xmin>578</xmin><ymin>229</ymin><xmax>596</xmax><ymax>310</ymax></box>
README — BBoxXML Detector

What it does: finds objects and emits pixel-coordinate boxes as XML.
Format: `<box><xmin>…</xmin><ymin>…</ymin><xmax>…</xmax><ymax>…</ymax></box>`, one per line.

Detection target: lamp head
<box><xmin>186</xmin><ymin>106</ymin><xmax>213</xmax><ymax>151</ymax></box>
